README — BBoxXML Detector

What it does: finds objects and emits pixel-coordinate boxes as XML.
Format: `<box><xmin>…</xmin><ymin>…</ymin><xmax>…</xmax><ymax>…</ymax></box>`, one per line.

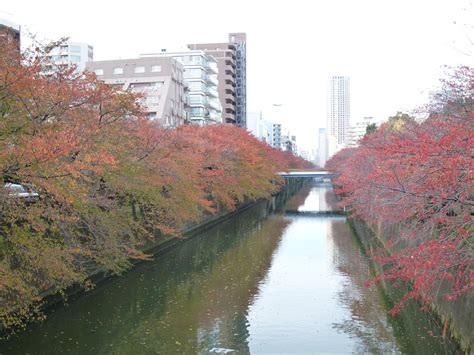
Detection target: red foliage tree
<box><xmin>327</xmin><ymin>66</ymin><xmax>473</xmax><ymax>314</ymax></box>
<box><xmin>0</xmin><ymin>37</ymin><xmax>312</xmax><ymax>329</ymax></box>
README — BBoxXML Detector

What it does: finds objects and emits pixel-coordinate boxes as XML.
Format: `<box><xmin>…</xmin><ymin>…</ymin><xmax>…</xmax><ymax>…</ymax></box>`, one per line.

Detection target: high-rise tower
<box><xmin>328</xmin><ymin>76</ymin><xmax>350</xmax><ymax>145</ymax></box>
<box><xmin>188</xmin><ymin>33</ymin><xmax>247</xmax><ymax>127</ymax></box>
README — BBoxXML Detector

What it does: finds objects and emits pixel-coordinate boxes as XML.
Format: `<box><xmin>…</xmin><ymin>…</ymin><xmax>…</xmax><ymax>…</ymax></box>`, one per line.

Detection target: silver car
<box><xmin>4</xmin><ymin>183</ymin><xmax>39</xmax><ymax>201</ymax></box>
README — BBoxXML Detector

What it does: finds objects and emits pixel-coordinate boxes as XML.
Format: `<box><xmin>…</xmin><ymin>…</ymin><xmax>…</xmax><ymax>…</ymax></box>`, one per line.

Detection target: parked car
<box><xmin>3</xmin><ymin>182</ymin><xmax>39</xmax><ymax>202</ymax></box>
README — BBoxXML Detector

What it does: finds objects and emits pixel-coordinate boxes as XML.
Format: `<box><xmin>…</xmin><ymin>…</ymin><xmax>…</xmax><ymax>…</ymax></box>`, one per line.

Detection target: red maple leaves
<box><xmin>328</xmin><ymin>66</ymin><xmax>473</xmax><ymax>314</ymax></box>
<box><xmin>0</xmin><ymin>37</ymin><xmax>311</xmax><ymax>328</ymax></box>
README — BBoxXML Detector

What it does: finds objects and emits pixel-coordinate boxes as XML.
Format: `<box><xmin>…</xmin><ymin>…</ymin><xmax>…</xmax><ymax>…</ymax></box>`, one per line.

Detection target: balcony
<box><xmin>224</xmin><ymin>103</ymin><xmax>236</xmax><ymax>114</ymax></box>
<box><xmin>190</xmin><ymin>112</ymin><xmax>206</xmax><ymax>118</ymax></box>
<box><xmin>189</xmin><ymin>107</ymin><xmax>208</xmax><ymax>118</ymax></box>
<box><xmin>188</xmin><ymin>95</ymin><xmax>208</xmax><ymax>107</ymax></box>
<box><xmin>225</xmin><ymin>84</ymin><xmax>235</xmax><ymax>94</ymax></box>
<box><xmin>205</xmin><ymin>62</ymin><xmax>218</xmax><ymax>74</ymax></box>
<box><xmin>225</xmin><ymin>66</ymin><xmax>236</xmax><ymax>76</ymax></box>
<box><xmin>224</xmin><ymin>113</ymin><xmax>236</xmax><ymax>124</ymax></box>
<box><xmin>206</xmin><ymin>87</ymin><xmax>219</xmax><ymax>98</ymax></box>
<box><xmin>205</xmin><ymin>75</ymin><xmax>218</xmax><ymax>86</ymax></box>
<box><xmin>225</xmin><ymin>51</ymin><xmax>236</xmax><ymax>60</ymax></box>
<box><xmin>225</xmin><ymin>94</ymin><xmax>235</xmax><ymax>104</ymax></box>
<box><xmin>209</xmin><ymin>99</ymin><xmax>221</xmax><ymax>111</ymax></box>
<box><xmin>226</xmin><ymin>60</ymin><xmax>236</xmax><ymax>69</ymax></box>
<box><xmin>208</xmin><ymin>111</ymin><xmax>222</xmax><ymax>123</ymax></box>
<box><xmin>225</xmin><ymin>75</ymin><xmax>235</xmax><ymax>85</ymax></box>
<box><xmin>225</xmin><ymin>106</ymin><xmax>235</xmax><ymax>114</ymax></box>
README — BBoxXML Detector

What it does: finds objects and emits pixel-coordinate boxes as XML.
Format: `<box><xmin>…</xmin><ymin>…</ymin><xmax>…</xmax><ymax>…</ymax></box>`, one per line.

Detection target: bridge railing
<box><xmin>277</xmin><ymin>171</ymin><xmax>338</xmax><ymax>178</ymax></box>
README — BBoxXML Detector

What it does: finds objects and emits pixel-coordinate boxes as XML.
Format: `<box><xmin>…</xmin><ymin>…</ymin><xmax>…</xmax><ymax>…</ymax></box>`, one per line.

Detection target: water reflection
<box><xmin>0</xmin><ymin>184</ymin><xmax>458</xmax><ymax>354</ymax></box>
<box><xmin>0</xmin><ymin>202</ymin><xmax>290</xmax><ymax>354</ymax></box>
<box><xmin>329</xmin><ymin>220</ymin><xmax>400</xmax><ymax>353</ymax></box>
<box><xmin>329</xmin><ymin>198</ymin><xmax>458</xmax><ymax>354</ymax></box>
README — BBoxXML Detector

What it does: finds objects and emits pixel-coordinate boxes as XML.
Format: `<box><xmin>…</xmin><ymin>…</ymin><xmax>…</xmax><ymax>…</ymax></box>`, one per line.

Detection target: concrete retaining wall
<box><xmin>38</xmin><ymin>177</ymin><xmax>308</xmax><ymax>311</ymax></box>
<box><xmin>350</xmin><ymin>218</ymin><xmax>473</xmax><ymax>353</ymax></box>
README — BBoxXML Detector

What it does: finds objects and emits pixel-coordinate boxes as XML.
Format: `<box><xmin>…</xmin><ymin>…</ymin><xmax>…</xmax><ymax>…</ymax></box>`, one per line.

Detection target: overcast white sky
<box><xmin>2</xmin><ymin>0</ymin><xmax>472</xmax><ymax>152</ymax></box>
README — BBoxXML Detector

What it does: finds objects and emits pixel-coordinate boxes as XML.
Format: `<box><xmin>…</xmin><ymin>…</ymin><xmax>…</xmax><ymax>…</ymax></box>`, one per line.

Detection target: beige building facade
<box><xmin>86</xmin><ymin>57</ymin><xmax>186</xmax><ymax>128</ymax></box>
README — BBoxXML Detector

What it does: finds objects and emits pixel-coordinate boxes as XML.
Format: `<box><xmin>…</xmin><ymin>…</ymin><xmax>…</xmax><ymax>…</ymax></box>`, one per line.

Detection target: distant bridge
<box><xmin>277</xmin><ymin>171</ymin><xmax>338</xmax><ymax>179</ymax></box>
<box><xmin>284</xmin><ymin>210</ymin><xmax>345</xmax><ymax>218</ymax></box>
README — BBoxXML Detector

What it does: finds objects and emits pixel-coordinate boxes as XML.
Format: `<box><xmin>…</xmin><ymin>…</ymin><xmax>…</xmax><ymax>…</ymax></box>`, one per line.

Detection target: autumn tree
<box><xmin>0</xmin><ymin>37</ymin><xmax>311</xmax><ymax>330</ymax></box>
<box><xmin>327</xmin><ymin>66</ymin><xmax>473</xmax><ymax>314</ymax></box>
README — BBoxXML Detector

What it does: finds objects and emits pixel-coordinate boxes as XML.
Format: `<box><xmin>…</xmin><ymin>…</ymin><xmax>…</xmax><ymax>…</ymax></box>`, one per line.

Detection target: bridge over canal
<box><xmin>277</xmin><ymin>170</ymin><xmax>337</xmax><ymax>179</ymax></box>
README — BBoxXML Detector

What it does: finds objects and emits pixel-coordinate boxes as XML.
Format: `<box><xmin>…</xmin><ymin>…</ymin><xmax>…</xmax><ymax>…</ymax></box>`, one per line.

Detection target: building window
<box><xmin>70</xmin><ymin>55</ymin><xmax>81</xmax><ymax>62</ymax></box>
<box><xmin>113</xmin><ymin>67</ymin><xmax>123</xmax><ymax>74</ymax></box>
<box><xmin>94</xmin><ymin>69</ymin><xmax>104</xmax><ymax>75</ymax></box>
<box><xmin>134</xmin><ymin>66</ymin><xmax>145</xmax><ymax>73</ymax></box>
<box><xmin>151</xmin><ymin>65</ymin><xmax>161</xmax><ymax>72</ymax></box>
<box><xmin>146</xmin><ymin>96</ymin><xmax>160</xmax><ymax>104</ymax></box>
<box><xmin>187</xmin><ymin>81</ymin><xmax>203</xmax><ymax>91</ymax></box>
<box><xmin>70</xmin><ymin>45</ymin><xmax>81</xmax><ymax>53</ymax></box>
<box><xmin>184</xmin><ymin>68</ymin><xmax>203</xmax><ymax>79</ymax></box>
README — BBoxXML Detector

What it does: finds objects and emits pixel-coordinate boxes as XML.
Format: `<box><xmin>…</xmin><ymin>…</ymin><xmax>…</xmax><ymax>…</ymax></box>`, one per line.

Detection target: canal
<box><xmin>0</xmin><ymin>182</ymin><xmax>458</xmax><ymax>354</ymax></box>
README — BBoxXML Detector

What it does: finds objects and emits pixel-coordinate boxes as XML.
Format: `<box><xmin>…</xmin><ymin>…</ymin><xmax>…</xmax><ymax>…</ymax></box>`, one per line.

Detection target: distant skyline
<box><xmin>1</xmin><ymin>0</ymin><xmax>472</xmax><ymax>151</ymax></box>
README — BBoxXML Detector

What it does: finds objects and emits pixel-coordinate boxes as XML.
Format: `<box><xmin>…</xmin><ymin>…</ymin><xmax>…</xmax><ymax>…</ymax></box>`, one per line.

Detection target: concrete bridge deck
<box><xmin>277</xmin><ymin>171</ymin><xmax>337</xmax><ymax>178</ymax></box>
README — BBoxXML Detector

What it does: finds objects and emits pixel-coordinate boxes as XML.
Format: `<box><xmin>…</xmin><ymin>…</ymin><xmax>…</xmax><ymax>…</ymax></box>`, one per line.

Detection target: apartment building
<box><xmin>328</xmin><ymin>76</ymin><xmax>350</xmax><ymax>145</ymax></box>
<box><xmin>188</xmin><ymin>33</ymin><xmax>247</xmax><ymax>127</ymax></box>
<box><xmin>247</xmin><ymin>112</ymin><xmax>270</xmax><ymax>144</ymax></box>
<box><xmin>346</xmin><ymin>116</ymin><xmax>374</xmax><ymax>147</ymax></box>
<box><xmin>46</xmin><ymin>41</ymin><xmax>93</xmax><ymax>73</ymax></box>
<box><xmin>86</xmin><ymin>57</ymin><xmax>186</xmax><ymax>128</ymax></box>
<box><xmin>141</xmin><ymin>50</ymin><xmax>222</xmax><ymax>125</ymax></box>
<box><xmin>0</xmin><ymin>17</ymin><xmax>20</xmax><ymax>50</ymax></box>
<box><xmin>317</xmin><ymin>128</ymin><xmax>327</xmax><ymax>168</ymax></box>
<box><xmin>283</xmin><ymin>135</ymin><xmax>297</xmax><ymax>154</ymax></box>
<box><xmin>269</xmin><ymin>122</ymin><xmax>282</xmax><ymax>149</ymax></box>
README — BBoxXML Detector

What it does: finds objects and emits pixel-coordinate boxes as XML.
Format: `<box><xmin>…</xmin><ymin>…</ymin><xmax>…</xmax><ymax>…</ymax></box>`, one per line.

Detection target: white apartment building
<box><xmin>141</xmin><ymin>50</ymin><xmax>222</xmax><ymax>126</ymax></box>
<box><xmin>317</xmin><ymin>128</ymin><xmax>327</xmax><ymax>168</ymax></box>
<box><xmin>269</xmin><ymin>122</ymin><xmax>282</xmax><ymax>149</ymax></box>
<box><xmin>328</xmin><ymin>76</ymin><xmax>350</xmax><ymax>145</ymax></box>
<box><xmin>346</xmin><ymin>116</ymin><xmax>375</xmax><ymax>147</ymax></box>
<box><xmin>282</xmin><ymin>133</ymin><xmax>297</xmax><ymax>154</ymax></box>
<box><xmin>46</xmin><ymin>41</ymin><xmax>93</xmax><ymax>73</ymax></box>
<box><xmin>247</xmin><ymin>112</ymin><xmax>270</xmax><ymax>144</ymax></box>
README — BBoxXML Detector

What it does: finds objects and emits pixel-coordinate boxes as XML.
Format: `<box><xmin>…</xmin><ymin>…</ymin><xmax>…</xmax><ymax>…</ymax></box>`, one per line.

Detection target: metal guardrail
<box><xmin>277</xmin><ymin>171</ymin><xmax>338</xmax><ymax>178</ymax></box>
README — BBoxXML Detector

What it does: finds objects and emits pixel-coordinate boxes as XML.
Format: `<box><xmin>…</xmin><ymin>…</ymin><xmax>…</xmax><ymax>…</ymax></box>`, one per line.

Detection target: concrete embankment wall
<box><xmin>350</xmin><ymin>218</ymin><xmax>473</xmax><ymax>353</ymax></box>
<box><xmin>40</xmin><ymin>177</ymin><xmax>308</xmax><ymax>310</ymax></box>
<box><xmin>142</xmin><ymin>176</ymin><xmax>306</xmax><ymax>256</ymax></box>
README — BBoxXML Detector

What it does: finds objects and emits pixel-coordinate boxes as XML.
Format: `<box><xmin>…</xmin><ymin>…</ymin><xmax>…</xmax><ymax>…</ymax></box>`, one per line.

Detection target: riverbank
<box><xmin>349</xmin><ymin>218</ymin><xmax>472</xmax><ymax>354</ymax></box>
<box><xmin>0</xmin><ymin>182</ymin><xmax>460</xmax><ymax>354</ymax></box>
<box><xmin>1</xmin><ymin>177</ymin><xmax>308</xmax><ymax>336</ymax></box>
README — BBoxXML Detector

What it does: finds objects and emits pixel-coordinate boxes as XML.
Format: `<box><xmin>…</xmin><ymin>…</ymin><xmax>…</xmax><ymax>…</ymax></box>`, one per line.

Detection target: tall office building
<box><xmin>46</xmin><ymin>41</ymin><xmax>93</xmax><ymax>73</ymax></box>
<box><xmin>188</xmin><ymin>33</ymin><xmax>247</xmax><ymax>127</ymax></box>
<box><xmin>328</xmin><ymin>76</ymin><xmax>350</xmax><ymax>145</ymax></box>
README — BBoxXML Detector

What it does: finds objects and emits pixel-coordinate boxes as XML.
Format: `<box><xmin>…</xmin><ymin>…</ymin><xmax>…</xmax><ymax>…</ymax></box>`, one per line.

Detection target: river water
<box><xmin>0</xmin><ymin>183</ymin><xmax>458</xmax><ymax>354</ymax></box>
